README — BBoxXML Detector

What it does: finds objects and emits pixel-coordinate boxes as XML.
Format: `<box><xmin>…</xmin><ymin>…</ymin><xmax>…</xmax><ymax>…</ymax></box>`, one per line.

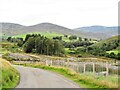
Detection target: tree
<box><xmin>17</xmin><ymin>41</ymin><xmax>23</xmax><ymax>47</ymax></box>
<box><xmin>25</xmin><ymin>34</ymin><xmax>31</xmax><ymax>42</ymax></box>
<box><xmin>109</xmin><ymin>52</ymin><xmax>115</xmax><ymax>58</ymax></box>
<box><xmin>84</xmin><ymin>38</ymin><xmax>88</xmax><ymax>41</ymax></box>
<box><xmin>117</xmin><ymin>53</ymin><xmax>120</xmax><ymax>60</ymax></box>
<box><xmin>35</xmin><ymin>37</ymin><xmax>44</xmax><ymax>54</ymax></box>
<box><xmin>69</xmin><ymin>35</ymin><xmax>77</xmax><ymax>40</ymax></box>
<box><xmin>79</xmin><ymin>37</ymin><xmax>82</xmax><ymax>41</ymax></box>
<box><xmin>64</xmin><ymin>35</ymin><xmax>68</xmax><ymax>37</ymax></box>
<box><xmin>53</xmin><ymin>40</ymin><xmax>64</xmax><ymax>55</ymax></box>
<box><xmin>23</xmin><ymin>37</ymin><xmax>35</xmax><ymax>53</ymax></box>
<box><xmin>53</xmin><ymin>36</ymin><xmax>62</xmax><ymax>40</ymax></box>
<box><xmin>7</xmin><ymin>37</ymin><xmax>12</xmax><ymax>41</ymax></box>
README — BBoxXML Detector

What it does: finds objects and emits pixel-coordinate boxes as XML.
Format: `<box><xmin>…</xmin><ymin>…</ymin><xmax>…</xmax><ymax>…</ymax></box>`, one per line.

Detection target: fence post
<box><xmin>67</xmin><ymin>58</ymin><xmax>69</xmax><ymax>67</ymax></box>
<box><xmin>77</xmin><ymin>64</ymin><xmax>79</xmax><ymax>72</ymax></box>
<box><xmin>84</xmin><ymin>63</ymin><xmax>86</xmax><ymax>73</ymax></box>
<box><xmin>106</xmin><ymin>63</ymin><xmax>109</xmax><ymax>76</ymax></box>
<box><xmin>93</xmin><ymin>62</ymin><xmax>95</xmax><ymax>73</ymax></box>
<box><xmin>46</xmin><ymin>59</ymin><xmax>48</xmax><ymax>66</ymax></box>
<box><xmin>50</xmin><ymin>60</ymin><xmax>52</xmax><ymax>66</ymax></box>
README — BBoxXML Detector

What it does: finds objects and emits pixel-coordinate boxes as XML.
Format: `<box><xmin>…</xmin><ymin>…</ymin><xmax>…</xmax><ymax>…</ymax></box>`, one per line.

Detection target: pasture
<box><xmin>12</xmin><ymin>32</ymin><xmax>79</xmax><ymax>42</ymax></box>
<box><xmin>106</xmin><ymin>50</ymin><xmax>120</xmax><ymax>55</ymax></box>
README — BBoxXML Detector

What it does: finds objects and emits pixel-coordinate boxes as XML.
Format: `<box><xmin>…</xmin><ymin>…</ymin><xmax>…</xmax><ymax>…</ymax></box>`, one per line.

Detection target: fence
<box><xmin>45</xmin><ymin>59</ymin><xmax>118</xmax><ymax>76</ymax></box>
<box><xmin>12</xmin><ymin>57</ymin><xmax>119</xmax><ymax>76</ymax></box>
<box><xmin>8</xmin><ymin>53</ymin><xmax>118</xmax><ymax>76</ymax></box>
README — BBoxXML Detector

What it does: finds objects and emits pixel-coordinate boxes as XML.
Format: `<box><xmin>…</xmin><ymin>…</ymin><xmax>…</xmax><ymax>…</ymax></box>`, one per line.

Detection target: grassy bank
<box><xmin>16</xmin><ymin>63</ymin><xmax>118</xmax><ymax>89</ymax></box>
<box><xmin>0</xmin><ymin>58</ymin><xmax>19</xmax><ymax>89</ymax></box>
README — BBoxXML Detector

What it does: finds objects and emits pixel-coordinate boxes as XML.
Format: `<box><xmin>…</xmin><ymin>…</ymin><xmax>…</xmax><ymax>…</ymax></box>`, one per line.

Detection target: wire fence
<box><xmin>12</xmin><ymin>58</ymin><xmax>119</xmax><ymax>76</ymax></box>
<box><xmin>8</xmin><ymin>53</ymin><xmax>119</xmax><ymax>76</ymax></box>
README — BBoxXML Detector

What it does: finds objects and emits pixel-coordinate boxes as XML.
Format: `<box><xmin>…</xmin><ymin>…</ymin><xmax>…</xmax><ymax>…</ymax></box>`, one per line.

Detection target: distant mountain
<box><xmin>0</xmin><ymin>23</ymin><xmax>119</xmax><ymax>40</ymax></box>
<box><xmin>0</xmin><ymin>22</ymin><xmax>80</xmax><ymax>36</ymax></box>
<box><xmin>75</xmin><ymin>25</ymin><xmax>118</xmax><ymax>32</ymax></box>
<box><xmin>0</xmin><ymin>23</ymin><xmax>26</xmax><ymax>35</ymax></box>
<box><xmin>74</xmin><ymin>25</ymin><xmax>118</xmax><ymax>39</ymax></box>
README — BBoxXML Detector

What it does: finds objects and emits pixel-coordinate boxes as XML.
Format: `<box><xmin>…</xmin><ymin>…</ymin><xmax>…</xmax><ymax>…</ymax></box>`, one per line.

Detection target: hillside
<box><xmin>91</xmin><ymin>35</ymin><xmax>119</xmax><ymax>47</ymax></box>
<box><xmin>74</xmin><ymin>26</ymin><xmax>118</xmax><ymax>39</ymax></box>
<box><xmin>0</xmin><ymin>22</ymin><xmax>81</xmax><ymax>37</ymax></box>
<box><xmin>84</xmin><ymin>35</ymin><xmax>119</xmax><ymax>59</ymax></box>
<box><xmin>1</xmin><ymin>23</ymin><xmax>119</xmax><ymax>40</ymax></box>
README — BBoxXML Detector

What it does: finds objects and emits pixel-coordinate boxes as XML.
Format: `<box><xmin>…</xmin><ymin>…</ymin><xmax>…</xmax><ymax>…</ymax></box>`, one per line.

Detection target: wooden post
<box><xmin>67</xmin><ymin>58</ymin><xmax>69</xmax><ymax>67</ymax></box>
<box><xmin>50</xmin><ymin>60</ymin><xmax>52</xmax><ymax>66</ymax></box>
<box><xmin>84</xmin><ymin>63</ymin><xmax>86</xmax><ymax>73</ymax></box>
<box><xmin>106</xmin><ymin>63</ymin><xmax>109</xmax><ymax>76</ymax></box>
<box><xmin>46</xmin><ymin>60</ymin><xmax>48</xmax><ymax>66</ymax></box>
<box><xmin>93</xmin><ymin>62</ymin><xmax>95</xmax><ymax>73</ymax></box>
<box><xmin>77</xmin><ymin>65</ymin><xmax>79</xmax><ymax>73</ymax></box>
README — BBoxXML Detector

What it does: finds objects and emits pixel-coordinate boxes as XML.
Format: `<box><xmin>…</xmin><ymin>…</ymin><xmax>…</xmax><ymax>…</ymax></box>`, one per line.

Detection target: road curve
<box><xmin>14</xmin><ymin>65</ymin><xmax>80</xmax><ymax>88</ymax></box>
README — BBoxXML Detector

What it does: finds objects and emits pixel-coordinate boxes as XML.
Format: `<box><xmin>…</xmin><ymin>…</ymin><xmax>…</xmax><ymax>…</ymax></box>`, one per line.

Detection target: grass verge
<box><xmin>0</xmin><ymin>58</ymin><xmax>19</xmax><ymax>90</ymax></box>
<box><xmin>15</xmin><ymin>63</ymin><xmax>118</xmax><ymax>89</ymax></box>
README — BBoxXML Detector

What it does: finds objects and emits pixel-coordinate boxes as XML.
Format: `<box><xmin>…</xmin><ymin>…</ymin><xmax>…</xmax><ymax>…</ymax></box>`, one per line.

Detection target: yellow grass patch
<box><xmin>0</xmin><ymin>58</ymin><xmax>11</xmax><ymax>69</ymax></box>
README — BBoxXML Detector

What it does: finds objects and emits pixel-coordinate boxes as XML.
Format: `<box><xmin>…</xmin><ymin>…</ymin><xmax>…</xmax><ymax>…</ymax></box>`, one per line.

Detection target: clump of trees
<box><xmin>7</xmin><ymin>37</ymin><xmax>23</xmax><ymax>43</ymax></box>
<box><xmin>23</xmin><ymin>34</ymin><xmax>64</xmax><ymax>56</ymax></box>
<box><xmin>53</xmin><ymin>36</ymin><xmax>62</xmax><ymax>40</ymax></box>
<box><xmin>69</xmin><ymin>35</ymin><xmax>77</xmax><ymax>40</ymax></box>
<box><xmin>64</xmin><ymin>41</ymin><xmax>93</xmax><ymax>48</ymax></box>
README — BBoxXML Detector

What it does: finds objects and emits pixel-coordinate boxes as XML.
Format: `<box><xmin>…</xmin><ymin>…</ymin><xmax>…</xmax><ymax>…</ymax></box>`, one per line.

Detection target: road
<box><xmin>14</xmin><ymin>65</ymin><xmax>80</xmax><ymax>88</ymax></box>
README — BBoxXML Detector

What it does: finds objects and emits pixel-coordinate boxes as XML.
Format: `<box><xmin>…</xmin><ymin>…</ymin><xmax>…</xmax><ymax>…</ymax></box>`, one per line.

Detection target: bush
<box><xmin>77</xmin><ymin>54</ymin><xmax>82</xmax><ymax>57</ymax></box>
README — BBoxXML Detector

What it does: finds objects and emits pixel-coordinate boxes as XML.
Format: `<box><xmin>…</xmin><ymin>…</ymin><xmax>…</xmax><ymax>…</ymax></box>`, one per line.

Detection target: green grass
<box><xmin>1</xmin><ymin>41</ymin><xmax>23</xmax><ymax>54</ymax></box>
<box><xmin>13</xmin><ymin>32</ymin><xmax>63</xmax><ymax>39</ymax></box>
<box><xmin>12</xmin><ymin>32</ymin><xmax>79</xmax><ymax>42</ymax></box>
<box><xmin>65</xmin><ymin>48</ymin><xmax>75</xmax><ymax>54</ymax></box>
<box><xmin>106</xmin><ymin>50</ymin><xmax>120</xmax><ymax>55</ymax></box>
<box><xmin>0</xmin><ymin>58</ymin><xmax>19</xmax><ymax>89</ymax></box>
<box><xmin>15</xmin><ymin>63</ymin><xmax>118</xmax><ymax>89</ymax></box>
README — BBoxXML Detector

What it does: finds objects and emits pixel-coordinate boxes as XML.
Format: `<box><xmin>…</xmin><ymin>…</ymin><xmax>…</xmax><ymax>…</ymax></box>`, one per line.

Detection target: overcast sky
<box><xmin>0</xmin><ymin>0</ymin><xmax>119</xmax><ymax>29</ymax></box>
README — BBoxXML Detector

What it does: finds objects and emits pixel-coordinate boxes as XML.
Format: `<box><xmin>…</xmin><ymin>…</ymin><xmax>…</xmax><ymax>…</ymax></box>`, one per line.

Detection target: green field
<box><xmin>12</xmin><ymin>32</ymin><xmax>79</xmax><ymax>42</ymax></box>
<box><xmin>13</xmin><ymin>32</ymin><xmax>62</xmax><ymax>38</ymax></box>
<box><xmin>106</xmin><ymin>50</ymin><xmax>120</xmax><ymax>55</ymax></box>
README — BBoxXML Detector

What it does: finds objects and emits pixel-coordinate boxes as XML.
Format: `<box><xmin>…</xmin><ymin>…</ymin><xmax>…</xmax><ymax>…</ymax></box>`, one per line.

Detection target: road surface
<box><xmin>14</xmin><ymin>65</ymin><xmax>80</xmax><ymax>88</ymax></box>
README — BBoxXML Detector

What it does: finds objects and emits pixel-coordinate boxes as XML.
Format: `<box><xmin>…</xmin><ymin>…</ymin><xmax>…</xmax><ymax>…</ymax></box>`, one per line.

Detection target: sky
<box><xmin>0</xmin><ymin>0</ymin><xmax>119</xmax><ymax>29</ymax></box>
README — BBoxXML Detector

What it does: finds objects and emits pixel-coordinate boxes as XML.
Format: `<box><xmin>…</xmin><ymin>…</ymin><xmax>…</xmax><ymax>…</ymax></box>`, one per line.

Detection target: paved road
<box><xmin>14</xmin><ymin>65</ymin><xmax>80</xmax><ymax>88</ymax></box>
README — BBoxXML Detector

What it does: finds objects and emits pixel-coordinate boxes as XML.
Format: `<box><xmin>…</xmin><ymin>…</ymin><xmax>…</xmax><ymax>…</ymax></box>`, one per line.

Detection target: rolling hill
<box><xmin>92</xmin><ymin>35</ymin><xmax>120</xmax><ymax>47</ymax></box>
<box><xmin>1</xmin><ymin>22</ymin><xmax>119</xmax><ymax>40</ymax></box>
<box><xmin>0</xmin><ymin>22</ymin><xmax>81</xmax><ymax>37</ymax></box>
<box><xmin>74</xmin><ymin>26</ymin><xmax>118</xmax><ymax>39</ymax></box>
<box><xmin>90</xmin><ymin>35</ymin><xmax>120</xmax><ymax>52</ymax></box>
